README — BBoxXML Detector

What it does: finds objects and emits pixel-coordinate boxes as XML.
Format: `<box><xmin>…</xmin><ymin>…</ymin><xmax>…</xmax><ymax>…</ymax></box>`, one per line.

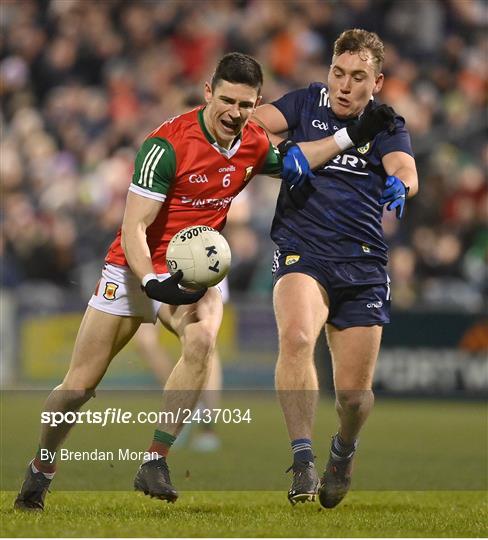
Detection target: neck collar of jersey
<box><xmin>198</xmin><ymin>108</ymin><xmax>242</xmax><ymax>159</ymax></box>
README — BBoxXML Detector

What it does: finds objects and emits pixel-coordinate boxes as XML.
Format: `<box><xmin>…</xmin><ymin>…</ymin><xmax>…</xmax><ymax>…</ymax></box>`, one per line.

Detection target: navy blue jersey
<box><xmin>270</xmin><ymin>83</ymin><xmax>413</xmax><ymax>264</ymax></box>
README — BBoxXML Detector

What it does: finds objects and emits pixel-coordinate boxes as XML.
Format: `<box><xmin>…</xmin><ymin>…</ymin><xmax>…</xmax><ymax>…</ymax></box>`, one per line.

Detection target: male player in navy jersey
<box><xmin>253</xmin><ymin>29</ymin><xmax>418</xmax><ymax>507</ymax></box>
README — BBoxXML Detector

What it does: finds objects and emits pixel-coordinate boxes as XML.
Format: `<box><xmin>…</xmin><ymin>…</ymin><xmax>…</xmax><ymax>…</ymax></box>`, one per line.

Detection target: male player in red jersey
<box><xmin>14</xmin><ymin>52</ymin><xmax>285</xmax><ymax>510</ymax></box>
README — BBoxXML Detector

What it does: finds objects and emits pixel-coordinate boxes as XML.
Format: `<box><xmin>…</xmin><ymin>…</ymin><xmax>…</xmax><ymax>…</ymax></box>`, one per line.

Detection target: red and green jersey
<box><xmin>106</xmin><ymin>107</ymin><xmax>281</xmax><ymax>273</ymax></box>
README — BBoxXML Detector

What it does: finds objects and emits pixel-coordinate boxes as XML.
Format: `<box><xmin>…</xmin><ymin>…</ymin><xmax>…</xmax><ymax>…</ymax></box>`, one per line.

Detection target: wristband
<box><xmin>333</xmin><ymin>128</ymin><xmax>354</xmax><ymax>151</ymax></box>
<box><xmin>141</xmin><ymin>273</ymin><xmax>158</xmax><ymax>287</ymax></box>
<box><xmin>277</xmin><ymin>139</ymin><xmax>296</xmax><ymax>156</ymax></box>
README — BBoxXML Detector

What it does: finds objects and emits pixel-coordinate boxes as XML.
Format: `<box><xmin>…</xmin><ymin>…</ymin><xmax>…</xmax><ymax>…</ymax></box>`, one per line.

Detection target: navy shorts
<box><xmin>272</xmin><ymin>250</ymin><xmax>391</xmax><ymax>330</ymax></box>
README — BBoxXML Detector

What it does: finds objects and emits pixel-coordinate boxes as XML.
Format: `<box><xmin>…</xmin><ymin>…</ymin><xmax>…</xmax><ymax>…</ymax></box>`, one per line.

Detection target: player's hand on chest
<box><xmin>313</xmin><ymin>109</ymin><xmax>381</xmax><ymax>161</ymax></box>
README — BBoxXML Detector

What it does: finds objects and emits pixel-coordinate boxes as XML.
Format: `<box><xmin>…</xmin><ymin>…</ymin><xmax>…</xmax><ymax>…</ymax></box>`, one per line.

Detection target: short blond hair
<box><xmin>333</xmin><ymin>29</ymin><xmax>385</xmax><ymax>74</ymax></box>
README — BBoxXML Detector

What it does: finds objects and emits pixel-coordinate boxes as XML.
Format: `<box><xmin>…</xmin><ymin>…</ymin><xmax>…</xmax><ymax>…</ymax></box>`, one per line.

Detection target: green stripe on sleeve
<box><xmin>132</xmin><ymin>137</ymin><xmax>176</xmax><ymax>196</ymax></box>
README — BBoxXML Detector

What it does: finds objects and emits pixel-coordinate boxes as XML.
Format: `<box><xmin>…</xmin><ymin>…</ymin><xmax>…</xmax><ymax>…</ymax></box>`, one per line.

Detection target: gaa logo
<box><xmin>189</xmin><ymin>174</ymin><xmax>209</xmax><ymax>184</ymax></box>
<box><xmin>103</xmin><ymin>282</ymin><xmax>119</xmax><ymax>300</ymax></box>
<box><xmin>312</xmin><ymin>119</ymin><xmax>329</xmax><ymax>131</ymax></box>
<box><xmin>357</xmin><ymin>142</ymin><xmax>371</xmax><ymax>154</ymax></box>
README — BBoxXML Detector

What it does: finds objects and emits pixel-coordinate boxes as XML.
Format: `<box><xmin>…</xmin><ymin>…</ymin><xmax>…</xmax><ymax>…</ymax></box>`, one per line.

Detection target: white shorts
<box><xmin>88</xmin><ymin>263</ymin><xmax>229</xmax><ymax>324</ymax></box>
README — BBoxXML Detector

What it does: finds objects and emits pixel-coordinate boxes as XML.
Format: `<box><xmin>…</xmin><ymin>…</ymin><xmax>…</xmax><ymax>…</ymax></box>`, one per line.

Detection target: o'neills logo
<box><xmin>103</xmin><ymin>282</ymin><xmax>119</xmax><ymax>300</ymax></box>
<box><xmin>219</xmin><ymin>165</ymin><xmax>236</xmax><ymax>173</ymax></box>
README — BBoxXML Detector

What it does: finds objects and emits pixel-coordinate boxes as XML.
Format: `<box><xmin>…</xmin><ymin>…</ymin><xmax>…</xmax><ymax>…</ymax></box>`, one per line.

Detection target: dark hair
<box><xmin>333</xmin><ymin>29</ymin><xmax>385</xmax><ymax>74</ymax></box>
<box><xmin>211</xmin><ymin>52</ymin><xmax>263</xmax><ymax>93</ymax></box>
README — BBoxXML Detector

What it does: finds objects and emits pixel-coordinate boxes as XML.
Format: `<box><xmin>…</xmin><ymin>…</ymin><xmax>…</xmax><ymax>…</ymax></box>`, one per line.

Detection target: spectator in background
<box><xmin>1</xmin><ymin>0</ymin><xmax>486</xmax><ymax>310</ymax></box>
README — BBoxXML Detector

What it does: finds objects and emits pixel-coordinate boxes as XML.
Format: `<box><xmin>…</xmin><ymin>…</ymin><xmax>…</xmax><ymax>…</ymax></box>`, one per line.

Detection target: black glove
<box><xmin>143</xmin><ymin>270</ymin><xmax>207</xmax><ymax>305</ymax></box>
<box><xmin>346</xmin><ymin>104</ymin><xmax>396</xmax><ymax>146</ymax></box>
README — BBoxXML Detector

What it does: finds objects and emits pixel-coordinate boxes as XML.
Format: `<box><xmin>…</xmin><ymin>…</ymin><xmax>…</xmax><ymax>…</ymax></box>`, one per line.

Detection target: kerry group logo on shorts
<box><xmin>367</xmin><ymin>300</ymin><xmax>383</xmax><ymax>309</ymax></box>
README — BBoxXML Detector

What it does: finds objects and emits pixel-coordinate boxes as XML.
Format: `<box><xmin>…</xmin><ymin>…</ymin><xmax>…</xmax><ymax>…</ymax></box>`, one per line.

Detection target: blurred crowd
<box><xmin>1</xmin><ymin>0</ymin><xmax>487</xmax><ymax>312</ymax></box>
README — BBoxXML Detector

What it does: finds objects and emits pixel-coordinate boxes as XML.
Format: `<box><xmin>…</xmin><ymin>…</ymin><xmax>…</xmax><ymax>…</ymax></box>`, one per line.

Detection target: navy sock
<box><xmin>331</xmin><ymin>434</ymin><xmax>358</xmax><ymax>460</ymax></box>
<box><xmin>291</xmin><ymin>438</ymin><xmax>314</xmax><ymax>463</ymax></box>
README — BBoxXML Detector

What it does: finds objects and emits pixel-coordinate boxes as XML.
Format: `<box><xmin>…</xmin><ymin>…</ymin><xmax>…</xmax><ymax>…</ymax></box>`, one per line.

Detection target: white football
<box><xmin>166</xmin><ymin>226</ymin><xmax>231</xmax><ymax>289</ymax></box>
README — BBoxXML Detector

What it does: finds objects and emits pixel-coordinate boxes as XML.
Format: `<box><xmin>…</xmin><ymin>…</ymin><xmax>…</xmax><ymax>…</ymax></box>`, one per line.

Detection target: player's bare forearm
<box><xmin>121</xmin><ymin>191</ymin><xmax>162</xmax><ymax>281</ymax></box>
<box><xmin>297</xmin><ymin>137</ymin><xmax>342</xmax><ymax>170</ymax></box>
<box><xmin>122</xmin><ymin>222</ymin><xmax>154</xmax><ymax>281</ymax></box>
<box><xmin>389</xmin><ymin>166</ymin><xmax>418</xmax><ymax>197</ymax></box>
<box><xmin>250</xmin><ymin>117</ymin><xmax>285</xmax><ymax>147</ymax></box>
<box><xmin>268</xmin><ymin>132</ymin><xmax>285</xmax><ymax>147</ymax></box>
<box><xmin>252</xmin><ymin>104</ymin><xmax>295</xmax><ymax>148</ymax></box>
<box><xmin>382</xmin><ymin>151</ymin><xmax>418</xmax><ymax>197</ymax></box>
<box><xmin>253</xmin><ymin>105</ymin><xmax>341</xmax><ymax>170</ymax></box>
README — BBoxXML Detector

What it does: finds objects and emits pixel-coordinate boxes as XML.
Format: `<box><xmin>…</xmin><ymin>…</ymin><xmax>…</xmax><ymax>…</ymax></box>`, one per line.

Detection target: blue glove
<box><xmin>278</xmin><ymin>140</ymin><xmax>316</xmax><ymax>207</ymax></box>
<box><xmin>278</xmin><ymin>140</ymin><xmax>311</xmax><ymax>189</ymax></box>
<box><xmin>379</xmin><ymin>175</ymin><xmax>410</xmax><ymax>219</ymax></box>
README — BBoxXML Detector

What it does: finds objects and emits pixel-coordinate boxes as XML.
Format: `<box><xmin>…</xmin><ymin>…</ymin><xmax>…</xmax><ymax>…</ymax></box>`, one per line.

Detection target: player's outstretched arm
<box><xmin>254</xmin><ymin>103</ymin><xmax>396</xmax><ymax>171</ymax></box>
<box><xmin>297</xmin><ymin>104</ymin><xmax>396</xmax><ymax>169</ymax></box>
<box><xmin>252</xmin><ymin>104</ymin><xmax>288</xmax><ymax>146</ymax></box>
<box><xmin>253</xmin><ymin>104</ymin><xmax>338</xmax><ymax>178</ymax></box>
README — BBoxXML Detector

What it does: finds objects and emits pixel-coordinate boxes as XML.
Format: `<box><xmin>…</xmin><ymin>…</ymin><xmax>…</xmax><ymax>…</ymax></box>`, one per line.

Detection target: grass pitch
<box><xmin>1</xmin><ymin>490</ymin><xmax>487</xmax><ymax>537</ymax></box>
<box><xmin>1</xmin><ymin>393</ymin><xmax>486</xmax><ymax>536</ymax></box>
